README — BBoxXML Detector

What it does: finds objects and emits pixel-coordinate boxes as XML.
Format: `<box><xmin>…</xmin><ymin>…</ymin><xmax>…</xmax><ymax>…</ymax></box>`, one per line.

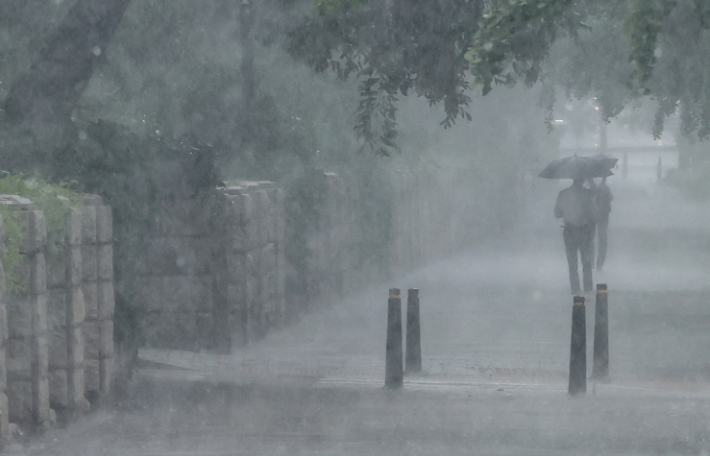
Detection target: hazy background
<box><xmin>3</xmin><ymin>1</ymin><xmax>710</xmax><ymax>454</ymax></box>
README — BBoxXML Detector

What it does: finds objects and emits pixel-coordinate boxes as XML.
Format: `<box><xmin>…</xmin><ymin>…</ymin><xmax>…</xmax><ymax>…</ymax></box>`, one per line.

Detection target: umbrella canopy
<box><xmin>590</xmin><ymin>153</ymin><xmax>619</xmax><ymax>169</ymax></box>
<box><xmin>539</xmin><ymin>154</ymin><xmax>614</xmax><ymax>179</ymax></box>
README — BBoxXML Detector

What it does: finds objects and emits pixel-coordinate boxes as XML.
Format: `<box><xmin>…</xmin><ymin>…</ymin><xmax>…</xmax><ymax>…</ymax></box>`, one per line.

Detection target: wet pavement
<box><xmin>6</xmin><ymin>179</ymin><xmax>710</xmax><ymax>455</ymax></box>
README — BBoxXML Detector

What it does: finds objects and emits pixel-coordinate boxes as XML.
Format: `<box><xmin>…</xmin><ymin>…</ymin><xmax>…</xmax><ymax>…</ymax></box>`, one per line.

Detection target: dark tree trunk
<box><xmin>4</xmin><ymin>0</ymin><xmax>133</xmax><ymax>127</ymax></box>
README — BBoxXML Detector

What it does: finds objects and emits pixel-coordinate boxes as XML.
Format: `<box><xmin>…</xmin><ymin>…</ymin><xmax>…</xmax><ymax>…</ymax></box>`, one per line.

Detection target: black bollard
<box><xmin>592</xmin><ymin>283</ymin><xmax>610</xmax><ymax>381</ymax></box>
<box><xmin>385</xmin><ymin>288</ymin><xmax>403</xmax><ymax>389</ymax></box>
<box><xmin>405</xmin><ymin>288</ymin><xmax>422</xmax><ymax>374</ymax></box>
<box><xmin>569</xmin><ymin>296</ymin><xmax>587</xmax><ymax>395</ymax></box>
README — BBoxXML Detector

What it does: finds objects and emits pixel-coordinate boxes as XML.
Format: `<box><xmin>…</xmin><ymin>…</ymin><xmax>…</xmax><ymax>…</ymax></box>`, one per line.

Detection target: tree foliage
<box><xmin>466</xmin><ymin>0</ymin><xmax>710</xmax><ymax>141</ymax></box>
<box><xmin>286</xmin><ymin>0</ymin><xmax>710</xmax><ymax>149</ymax></box>
<box><xmin>465</xmin><ymin>0</ymin><xmax>579</xmax><ymax>95</ymax></box>
<box><xmin>287</xmin><ymin>0</ymin><xmax>485</xmax><ymax>155</ymax></box>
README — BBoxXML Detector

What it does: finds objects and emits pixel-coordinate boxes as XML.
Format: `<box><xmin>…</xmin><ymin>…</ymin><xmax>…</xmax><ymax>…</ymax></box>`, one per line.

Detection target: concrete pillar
<box><xmin>4</xmin><ymin>201</ymin><xmax>51</xmax><ymax>428</ymax></box>
<box><xmin>250</xmin><ymin>189</ymin><xmax>268</xmax><ymax>338</ymax></box>
<box><xmin>81</xmin><ymin>203</ymin><xmax>99</xmax><ymax>398</ymax></box>
<box><xmin>82</xmin><ymin>197</ymin><xmax>114</xmax><ymax>402</ymax></box>
<box><xmin>223</xmin><ymin>189</ymin><xmax>251</xmax><ymax>347</ymax></box>
<box><xmin>65</xmin><ymin>209</ymin><xmax>87</xmax><ymax>415</ymax></box>
<box><xmin>47</xmin><ymin>207</ymin><xmax>88</xmax><ymax>419</ymax></box>
<box><xmin>96</xmin><ymin>204</ymin><xmax>114</xmax><ymax>398</ymax></box>
<box><xmin>274</xmin><ymin>188</ymin><xmax>286</xmax><ymax>325</ymax></box>
<box><xmin>29</xmin><ymin>210</ymin><xmax>50</xmax><ymax>427</ymax></box>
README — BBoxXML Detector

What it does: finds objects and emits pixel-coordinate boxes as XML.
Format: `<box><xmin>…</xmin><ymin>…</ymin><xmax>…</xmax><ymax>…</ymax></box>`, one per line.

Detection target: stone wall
<box><xmin>5</xmin><ymin>200</ymin><xmax>51</xmax><ymax>430</ymax></box>
<box><xmin>300</xmin><ymin>173</ymin><xmax>350</xmax><ymax>300</ymax></box>
<box><xmin>81</xmin><ymin>198</ymin><xmax>115</xmax><ymax>401</ymax></box>
<box><xmin>135</xmin><ymin>171</ymin><xmax>474</xmax><ymax>354</ymax></box>
<box><xmin>0</xmin><ymin>169</ymin><xmax>478</xmax><ymax>437</ymax></box>
<box><xmin>135</xmin><ymin>183</ymin><xmax>286</xmax><ymax>352</ymax></box>
<box><xmin>219</xmin><ymin>183</ymin><xmax>285</xmax><ymax>348</ymax></box>
<box><xmin>46</xmin><ymin>207</ymin><xmax>85</xmax><ymax>417</ymax></box>
<box><xmin>134</xmin><ymin>191</ymin><xmax>218</xmax><ymax>351</ymax></box>
<box><xmin>301</xmin><ymin>169</ymin><xmax>470</xmax><ymax>298</ymax></box>
<box><xmin>390</xmin><ymin>167</ymin><xmax>467</xmax><ymax>271</ymax></box>
<box><xmin>0</xmin><ymin>194</ymin><xmax>115</xmax><ymax>438</ymax></box>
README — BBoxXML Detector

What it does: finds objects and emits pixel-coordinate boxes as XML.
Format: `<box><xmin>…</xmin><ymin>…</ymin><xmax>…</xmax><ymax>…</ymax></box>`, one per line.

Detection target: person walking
<box><xmin>593</xmin><ymin>177</ymin><xmax>613</xmax><ymax>271</ymax></box>
<box><xmin>554</xmin><ymin>178</ymin><xmax>598</xmax><ymax>294</ymax></box>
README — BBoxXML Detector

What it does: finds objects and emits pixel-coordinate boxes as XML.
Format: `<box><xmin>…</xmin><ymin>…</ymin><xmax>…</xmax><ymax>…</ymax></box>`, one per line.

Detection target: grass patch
<box><xmin>0</xmin><ymin>173</ymin><xmax>83</xmax><ymax>292</ymax></box>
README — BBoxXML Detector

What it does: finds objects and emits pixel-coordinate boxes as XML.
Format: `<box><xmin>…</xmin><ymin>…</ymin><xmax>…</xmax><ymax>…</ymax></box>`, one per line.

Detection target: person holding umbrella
<box><xmin>588</xmin><ymin>154</ymin><xmax>618</xmax><ymax>272</ymax></box>
<box><xmin>590</xmin><ymin>176</ymin><xmax>614</xmax><ymax>272</ymax></box>
<box><xmin>540</xmin><ymin>155</ymin><xmax>613</xmax><ymax>294</ymax></box>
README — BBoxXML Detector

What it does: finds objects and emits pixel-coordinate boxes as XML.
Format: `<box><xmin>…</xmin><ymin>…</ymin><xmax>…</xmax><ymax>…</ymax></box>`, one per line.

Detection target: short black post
<box><xmin>569</xmin><ymin>296</ymin><xmax>587</xmax><ymax>395</ymax></box>
<box><xmin>592</xmin><ymin>283</ymin><xmax>610</xmax><ymax>381</ymax></box>
<box><xmin>405</xmin><ymin>288</ymin><xmax>422</xmax><ymax>374</ymax></box>
<box><xmin>385</xmin><ymin>288</ymin><xmax>403</xmax><ymax>389</ymax></box>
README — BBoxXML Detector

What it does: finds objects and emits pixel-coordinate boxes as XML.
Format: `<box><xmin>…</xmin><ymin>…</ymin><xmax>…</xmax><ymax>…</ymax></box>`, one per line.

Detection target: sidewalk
<box><xmin>136</xmin><ymin>179</ymin><xmax>710</xmax><ymax>397</ymax></box>
<box><xmin>11</xmin><ymin>178</ymin><xmax>710</xmax><ymax>456</ymax></box>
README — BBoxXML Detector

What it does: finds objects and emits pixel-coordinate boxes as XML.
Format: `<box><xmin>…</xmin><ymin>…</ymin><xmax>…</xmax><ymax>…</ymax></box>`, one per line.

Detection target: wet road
<box><xmin>7</xmin><ymin>179</ymin><xmax>710</xmax><ymax>456</ymax></box>
<box><xmin>15</xmin><ymin>381</ymin><xmax>710</xmax><ymax>456</ymax></box>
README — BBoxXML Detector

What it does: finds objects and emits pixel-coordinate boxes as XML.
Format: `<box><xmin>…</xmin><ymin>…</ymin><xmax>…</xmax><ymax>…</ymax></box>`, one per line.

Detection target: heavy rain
<box><xmin>0</xmin><ymin>1</ymin><xmax>710</xmax><ymax>455</ymax></box>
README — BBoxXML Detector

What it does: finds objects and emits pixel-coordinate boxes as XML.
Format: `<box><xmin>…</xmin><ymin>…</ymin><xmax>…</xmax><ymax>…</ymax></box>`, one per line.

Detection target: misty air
<box><xmin>0</xmin><ymin>1</ymin><xmax>709</xmax><ymax>455</ymax></box>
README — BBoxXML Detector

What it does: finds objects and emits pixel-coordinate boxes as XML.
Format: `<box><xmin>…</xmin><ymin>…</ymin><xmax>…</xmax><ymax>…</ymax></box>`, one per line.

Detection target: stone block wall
<box><xmin>46</xmin><ymin>207</ymin><xmax>87</xmax><ymax>416</ymax></box>
<box><xmin>0</xmin><ymin>194</ymin><xmax>115</xmax><ymax>437</ymax></box>
<box><xmin>135</xmin><ymin>183</ymin><xmax>287</xmax><ymax>352</ymax></box>
<box><xmin>81</xmin><ymin>197</ymin><xmax>115</xmax><ymax>400</ymax></box>
<box><xmin>135</xmin><ymin>192</ymin><xmax>218</xmax><ymax>351</ymax></box>
<box><xmin>303</xmin><ymin>173</ymin><xmax>349</xmax><ymax>300</ymax></box>
<box><xmin>300</xmin><ymin>169</ymin><xmax>466</xmax><ymax>298</ymax></box>
<box><xmin>4</xmin><ymin>201</ymin><xmax>51</xmax><ymax>429</ymax></box>
<box><xmin>135</xmin><ymin>171</ymin><xmax>471</xmax><ymax>353</ymax></box>
<box><xmin>390</xmin><ymin>167</ymin><xmax>469</xmax><ymax>272</ymax></box>
<box><xmin>219</xmin><ymin>183</ymin><xmax>285</xmax><ymax>348</ymax></box>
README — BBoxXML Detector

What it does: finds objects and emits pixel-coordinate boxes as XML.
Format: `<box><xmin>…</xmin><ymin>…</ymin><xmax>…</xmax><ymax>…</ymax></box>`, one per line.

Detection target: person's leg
<box><xmin>564</xmin><ymin>226</ymin><xmax>581</xmax><ymax>294</ymax></box>
<box><xmin>597</xmin><ymin>216</ymin><xmax>609</xmax><ymax>270</ymax></box>
<box><xmin>580</xmin><ymin>224</ymin><xmax>595</xmax><ymax>292</ymax></box>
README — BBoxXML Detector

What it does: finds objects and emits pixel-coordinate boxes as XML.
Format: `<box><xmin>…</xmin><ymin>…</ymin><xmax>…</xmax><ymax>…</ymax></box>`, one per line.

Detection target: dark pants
<box><xmin>563</xmin><ymin>223</ymin><xmax>594</xmax><ymax>294</ymax></box>
<box><xmin>596</xmin><ymin>215</ymin><xmax>609</xmax><ymax>270</ymax></box>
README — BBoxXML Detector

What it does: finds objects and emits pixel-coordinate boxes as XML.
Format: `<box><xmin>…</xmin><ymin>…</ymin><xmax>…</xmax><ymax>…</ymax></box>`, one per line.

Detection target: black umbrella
<box><xmin>590</xmin><ymin>153</ymin><xmax>619</xmax><ymax>169</ymax></box>
<box><xmin>539</xmin><ymin>154</ymin><xmax>614</xmax><ymax>179</ymax></box>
